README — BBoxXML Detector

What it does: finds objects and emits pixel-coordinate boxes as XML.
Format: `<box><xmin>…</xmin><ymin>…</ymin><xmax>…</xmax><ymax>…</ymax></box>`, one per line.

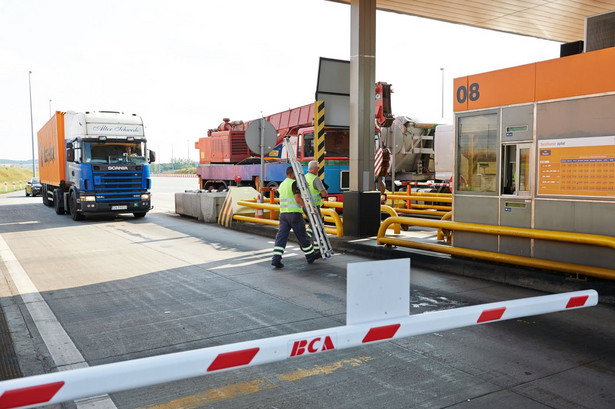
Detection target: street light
<box><xmin>28</xmin><ymin>71</ymin><xmax>35</xmax><ymax>177</ymax></box>
<box><xmin>440</xmin><ymin>68</ymin><xmax>444</xmax><ymax>119</ymax></box>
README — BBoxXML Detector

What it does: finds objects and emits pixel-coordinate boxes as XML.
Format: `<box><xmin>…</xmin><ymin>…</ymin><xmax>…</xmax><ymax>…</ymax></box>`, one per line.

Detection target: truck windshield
<box><xmin>83</xmin><ymin>141</ymin><xmax>147</xmax><ymax>164</ymax></box>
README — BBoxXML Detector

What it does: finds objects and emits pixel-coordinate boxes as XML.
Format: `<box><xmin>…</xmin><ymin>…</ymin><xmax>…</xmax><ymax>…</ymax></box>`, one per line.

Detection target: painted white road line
<box><xmin>0</xmin><ymin>234</ymin><xmax>117</xmax><ymax>409</ymax></box>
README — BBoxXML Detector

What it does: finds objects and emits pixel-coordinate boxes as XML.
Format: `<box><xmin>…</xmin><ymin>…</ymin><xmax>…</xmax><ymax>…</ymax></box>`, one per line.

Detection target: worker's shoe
<box><xmin>272</xmin><ymin>261</ymin><xmax>284</xmax><ymax>269</ymax></box>
<box><xmin>313</xmin><ymin>251</ymin><xmax>322</xmax><ymax>260</ymax></box>
<box><xmin>306</xmin><ymin>254</ymin><xmax>316</xmax><ymax>264</ymax></box>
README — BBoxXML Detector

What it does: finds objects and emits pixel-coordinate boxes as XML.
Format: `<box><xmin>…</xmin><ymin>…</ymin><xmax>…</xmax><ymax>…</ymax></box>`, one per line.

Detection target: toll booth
<box><xmin>452</xmin><ymin>46</ymin><xmax>615</xmax><ymax>270</ymax></box>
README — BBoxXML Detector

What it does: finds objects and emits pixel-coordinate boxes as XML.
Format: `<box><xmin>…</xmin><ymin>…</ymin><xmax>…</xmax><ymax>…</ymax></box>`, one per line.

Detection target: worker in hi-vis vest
<box><xmin>271</xmin><ymin>166</ymin><xmax>316</xmax><ymax>268</ymax></box>
<box><xmin>304</xmin><ymin>160</ymin><xmax>327</xmax><ymax>256</ymax></box>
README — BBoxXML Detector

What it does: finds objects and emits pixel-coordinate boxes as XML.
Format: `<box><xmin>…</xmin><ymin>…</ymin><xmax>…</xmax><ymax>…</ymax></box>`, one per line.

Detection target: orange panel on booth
<box><xmin>454</xmin><ymin>46</ymin><xmax>615</xmax><ymax>113</ymax></box>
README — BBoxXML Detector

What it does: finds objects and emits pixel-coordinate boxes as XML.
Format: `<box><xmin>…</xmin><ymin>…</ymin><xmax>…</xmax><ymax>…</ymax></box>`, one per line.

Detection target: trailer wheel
<box><xmin>69</xmin><ymin>193</ymin><xmax>84</xmax><ymax>221</ymax></box>
<box><xmin>42</xmin><ymin>185</ymin><xmax>51</xmax><ymax>206</ymax></box>
<box><xmin>54</xmin><ymin>188</ymin><xmax>66</xmax><ymax>215</ymax></box>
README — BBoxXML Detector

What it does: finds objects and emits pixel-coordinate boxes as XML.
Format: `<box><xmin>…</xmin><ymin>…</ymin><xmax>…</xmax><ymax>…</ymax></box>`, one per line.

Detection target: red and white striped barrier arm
<box><xmin>0</xmin><ymin>289</ymin><xmax>597</xmax><ymax>408</ymax></box>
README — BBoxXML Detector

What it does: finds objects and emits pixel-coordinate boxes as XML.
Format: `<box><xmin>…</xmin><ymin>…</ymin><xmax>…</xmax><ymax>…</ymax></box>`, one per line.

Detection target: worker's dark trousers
<box><xmin>272</xmin><ymin>212</ymin><xmax>314</xmax><ymax>264</ymax></box>
<box><xmin>304</xmin><ymin>207</ymin><xmax>324</xmax><ymax>251</ymax></box>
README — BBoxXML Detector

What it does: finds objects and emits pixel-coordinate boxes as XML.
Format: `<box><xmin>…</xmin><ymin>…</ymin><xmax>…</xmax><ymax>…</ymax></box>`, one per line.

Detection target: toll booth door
<box><xmin>500</xmin><ymin>143</ymin><xmax>532</xmax><ymax>257</ymax></box>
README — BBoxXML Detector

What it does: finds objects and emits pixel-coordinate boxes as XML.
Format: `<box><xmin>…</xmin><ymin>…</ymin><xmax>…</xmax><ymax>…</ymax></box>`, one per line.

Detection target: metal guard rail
<box><xmin>234</xmin><ymin>200</ymin><xmax>344</xmax><ymax>237</ymax></box>
<box><xmin>377</xmin><ymin>216</ymin><xmax>615</xmax><ymax>280</ymax></box>
<box><xmin>387</xmin><ymin>194</ymin><xmax>452</xmax><ymax>203</ymax></box>
<box><xmin>234</xmin><ymin>201</ymin><xmax>403</xmax><ymax>237</ymax></box>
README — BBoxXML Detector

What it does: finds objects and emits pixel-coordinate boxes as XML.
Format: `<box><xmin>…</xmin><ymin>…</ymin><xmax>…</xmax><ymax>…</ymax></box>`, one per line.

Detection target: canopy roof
<box><xmin>331</xmin><ymin>0</ymin><xmax>615</xmax><ymax>43</ymax></box>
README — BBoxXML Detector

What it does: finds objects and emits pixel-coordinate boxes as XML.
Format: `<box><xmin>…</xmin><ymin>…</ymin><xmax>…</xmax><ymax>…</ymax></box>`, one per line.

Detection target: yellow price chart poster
<box><xmin>538</xmin><ymin>136</ymin><xmax>615</xmax><ymax>197</ymax></box>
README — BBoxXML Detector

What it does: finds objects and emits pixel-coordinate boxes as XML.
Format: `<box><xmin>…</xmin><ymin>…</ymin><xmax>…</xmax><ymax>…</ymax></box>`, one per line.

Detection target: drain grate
<box><xmin>0</xmin><ymin>305</ymin><xmax>22</xmax><ymax>380</ymax></box>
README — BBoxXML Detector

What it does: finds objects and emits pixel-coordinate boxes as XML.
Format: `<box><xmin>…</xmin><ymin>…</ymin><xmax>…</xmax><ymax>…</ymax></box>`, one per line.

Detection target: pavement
<box><xmin>230</xmin><ymin>220</ymin><xmax>615</xmax><ymax>305</ymax></box>
<box><xmin>1</xmin><ymin>201</ymin><xmax>615</xmax><ymax>408</ymax></box>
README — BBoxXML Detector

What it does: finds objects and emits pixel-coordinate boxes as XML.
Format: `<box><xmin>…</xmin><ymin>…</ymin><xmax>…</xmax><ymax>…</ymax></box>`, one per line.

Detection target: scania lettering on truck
<box><xmin>38</xmin><ymin>111</ymin><xmax>155</xmax><ymax>220</ymax></box>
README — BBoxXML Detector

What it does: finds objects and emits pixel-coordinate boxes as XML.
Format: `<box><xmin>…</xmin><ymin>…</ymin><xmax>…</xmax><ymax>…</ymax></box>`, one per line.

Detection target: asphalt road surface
<box><xmin>1</xmin><ymin>178</ymin><xmax>614</xmax><ymax>409</ymax></box>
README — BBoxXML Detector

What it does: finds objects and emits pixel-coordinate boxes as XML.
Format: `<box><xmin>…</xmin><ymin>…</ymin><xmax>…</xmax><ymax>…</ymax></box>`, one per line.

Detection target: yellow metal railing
<box><xmin>233</xmin><ymin>199</ymin><xmax>403</xmax><ymax>238</ymax></box>
<box><xmin>386</xmin><ymin>192</ymin><xmax>452</xmax><ymax>217</ymax></box>
<box><xmin>234</xmin><ymin>200</ymin><xmax>344</xmax><ymax>237</ymax></box>
<box><xmin>377</xmin><ymin>216</ymin><xmax>615</xmax><ymax>280</ymax></box>
<box><xmin>380</xmin><ymin>205</ymin><xmax>400</xmax><ymax>234</ymax></box>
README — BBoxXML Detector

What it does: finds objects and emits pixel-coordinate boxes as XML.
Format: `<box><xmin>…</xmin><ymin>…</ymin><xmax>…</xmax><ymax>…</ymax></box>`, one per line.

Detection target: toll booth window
<box><xmin>457</xmin><ymin>114</ymin><xmax>498</xmax><ymax>192</ymax></box>
<box><xmin>519</xmin><ymin>146</ymin><xmax>530</xmax><ymax>193</ymax></box>
<box><xmin>502</xmin><ymin>143</ymin><xmax>531</xmax><ymax>195</ymax></box>
<box><xmin>502</xmin><ymin>145</ymin><xmax>517</xmax><ymax>194</ymax></box>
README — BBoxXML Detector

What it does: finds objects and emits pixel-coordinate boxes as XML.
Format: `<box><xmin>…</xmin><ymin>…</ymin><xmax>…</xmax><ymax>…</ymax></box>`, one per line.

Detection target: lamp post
<box><xmin>440</xmin><ymin>68</ymin><xmax>444</xmax><ymax>119</ymax></box>
<box><xmin>28</xmin><ymin>71</ymin><xmax>35</xmax><ymax>177</ymax></box>
<box><xmin>49</xmin><ymin>99</ymin><xmax>52</xmax><ymax>117</ymax></box>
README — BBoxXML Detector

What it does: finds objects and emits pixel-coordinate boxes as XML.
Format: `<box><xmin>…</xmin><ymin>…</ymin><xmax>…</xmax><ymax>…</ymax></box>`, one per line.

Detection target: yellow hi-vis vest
<box><xmin>278</xmin><ymin>178</ymin><xmax>302</xmax><ymax>213</ymax></box>
<box><xmin>305</xmin><ymin>172</ymin><xmax>323</xmax><ymax>206</ymax></box>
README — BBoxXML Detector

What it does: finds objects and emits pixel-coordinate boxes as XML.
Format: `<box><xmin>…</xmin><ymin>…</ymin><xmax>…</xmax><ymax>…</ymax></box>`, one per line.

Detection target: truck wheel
<box><xmin>54</xmin><ymin>188</ymin><xmax>66</xmax><ymax>215</ymax></box>
<box><xmin>42</xmin><ymin>185</ymin><xmax>51</xmax><ymax>206</ymax></box>
<box><xmin>69</xmin><ymin>193</ymin><xmax>84</xmax><ymax>221</ymax></box>
<box><xmin>133</xmin><ymin>212</ymin><xmax>147</xmax><ymax>218</ymax></box>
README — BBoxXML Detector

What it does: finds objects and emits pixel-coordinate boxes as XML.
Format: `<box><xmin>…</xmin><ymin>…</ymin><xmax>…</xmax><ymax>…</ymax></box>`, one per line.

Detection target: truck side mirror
<box><xmin>149</xmin><ymin>150</ymin><xmax>156</xmax><ymax>163</ymax></box>
<box><xmin>66</xmin><ymin>148</ymin><xmax>75</xmax><ymax>162</ymax></box>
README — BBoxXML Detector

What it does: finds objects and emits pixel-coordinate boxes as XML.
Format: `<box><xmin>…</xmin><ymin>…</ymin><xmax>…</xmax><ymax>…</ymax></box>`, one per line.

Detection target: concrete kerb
<box><xmin>229</xmin><ymin>221</ymin><xmax>615</xmax><ymax>304</ymax></box>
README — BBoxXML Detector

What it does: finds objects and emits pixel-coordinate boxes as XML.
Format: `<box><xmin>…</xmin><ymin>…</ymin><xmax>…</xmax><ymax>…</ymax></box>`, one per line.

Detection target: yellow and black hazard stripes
<box><xmin>314</xmin><ymin>100</ymin><xmax>325</xmax><ymax>180</ymax></box>
<box><xmin>218</xmin><ymin>190</ymin><xmax>233</xmax><ymax>227</ymax></box>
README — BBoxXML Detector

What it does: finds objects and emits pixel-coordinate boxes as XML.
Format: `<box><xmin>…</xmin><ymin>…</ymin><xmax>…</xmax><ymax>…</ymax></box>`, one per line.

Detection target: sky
<box><xmin>0</xmin><ymin>0</ymin><xmax>561</xmax><ymax>163</ymax></box>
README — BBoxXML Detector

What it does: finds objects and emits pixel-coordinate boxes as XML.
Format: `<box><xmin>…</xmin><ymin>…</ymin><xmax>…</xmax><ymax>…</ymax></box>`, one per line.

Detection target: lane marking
<box><xmin>278</xmin><ymin>356</ymin><xmax>374</xmax><ymax>381</ymax></box>
<box><xmin>141</xmin><ymin>378</ymin><xmax>277</xmax><ymax>409</ymax></box>
<box><xmin>139</xmin><ymin>356</ymin><xmax>373</xmax><ymax>409</ymax></box>
<box><xmin>0</xmin><ymin>234</ymin><xmax>117</xmax><ymax>409</ymax></box>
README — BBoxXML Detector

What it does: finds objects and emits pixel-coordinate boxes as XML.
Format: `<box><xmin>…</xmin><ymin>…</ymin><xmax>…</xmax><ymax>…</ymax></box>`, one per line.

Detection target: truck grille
<box><xmin>92</xmin><ymin>170</ymin><xmax>143</xmax><ymax>202</ymax></box>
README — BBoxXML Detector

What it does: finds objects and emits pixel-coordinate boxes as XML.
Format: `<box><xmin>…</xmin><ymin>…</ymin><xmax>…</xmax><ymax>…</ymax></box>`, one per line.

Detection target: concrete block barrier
<box><xmin>200</xmin><ymin>192</ymin><xmax>227</xmax><ymax>222</ymax></box>
<box><xmin>174</xmin><ymin>192</ymin><xmax>203</xmax><ymax>220</ymax></box>
<box><xmin>174</xmin><ymin>191</ymin><xmax>228</xmax><ymax>222</ymax></box>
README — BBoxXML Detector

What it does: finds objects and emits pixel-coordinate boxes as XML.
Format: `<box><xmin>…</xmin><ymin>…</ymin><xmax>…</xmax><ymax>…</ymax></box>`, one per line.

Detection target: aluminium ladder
<box><xmin>283</xmin><ymin>137</ymin><xmax>333</xmax><ymax>259</ymax></box>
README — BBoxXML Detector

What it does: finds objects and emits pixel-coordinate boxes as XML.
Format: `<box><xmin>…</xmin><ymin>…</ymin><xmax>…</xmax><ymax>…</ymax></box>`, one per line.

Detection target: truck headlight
<box><xmin>141</xmin><ymin>193</ymin><xmax>150</xmax><ymax>200</ymax></box>
<box><xmin>83</xmin><ymin>196</ymin><xmax>96</xmax><ymax>202</ymax></box>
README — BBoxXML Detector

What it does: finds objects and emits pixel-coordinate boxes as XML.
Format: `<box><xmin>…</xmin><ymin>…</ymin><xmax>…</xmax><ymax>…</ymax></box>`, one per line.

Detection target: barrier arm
<box><xmin>0</xmin><ymin>260</ymin><xmax>598</xmax><ymax>409</ymax></box>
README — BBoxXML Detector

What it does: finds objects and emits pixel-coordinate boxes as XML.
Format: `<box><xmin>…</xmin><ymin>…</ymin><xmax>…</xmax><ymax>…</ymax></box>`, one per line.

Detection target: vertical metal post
<box><xmin>258</xmin><ymin>118</ymin><xmax>265</xmax><ymax>209</ymax></box>
<box><xmin>389</xmin><ymin>127</ymin><xmax>395</xmax><ymax>194</ymax></box>
<box><xmin>345</xmin><ymin>0</ymin><xmax>380</xmax><ymax>238</ymax></box>
<box><xmin>440</xmin><ymin>68</ymin><xmax>444</xmax><ymax>119</ymax></box>
<box><xmin>349</xmin><ymin>0</ymin><xmax>376</xmax><ymax>192</ymax></box>
<box><xmin>28</xmin><ymin>71</ymin><xmax>35</xmax><ymax>177</ymax></box>
<box><xmin>49</xmin><ymin>99</ymin><xmax>52</xmax><ymax>117</ymax></box>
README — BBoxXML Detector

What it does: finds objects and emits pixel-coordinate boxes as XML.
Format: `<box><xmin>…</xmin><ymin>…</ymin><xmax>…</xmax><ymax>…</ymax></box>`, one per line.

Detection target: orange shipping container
<box><xmin>37</xmin><ymin>112</ymin><xmax>66</xmax><ymax>187</ymax></box>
